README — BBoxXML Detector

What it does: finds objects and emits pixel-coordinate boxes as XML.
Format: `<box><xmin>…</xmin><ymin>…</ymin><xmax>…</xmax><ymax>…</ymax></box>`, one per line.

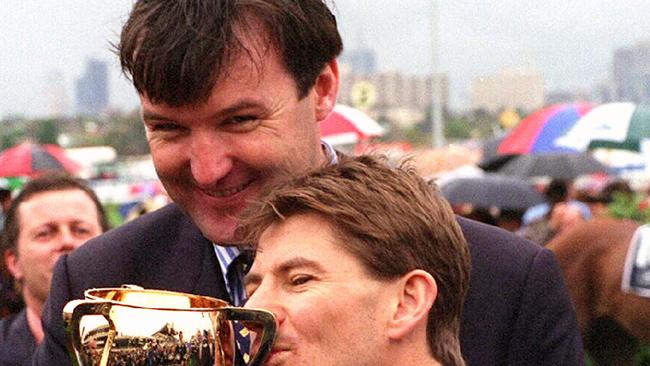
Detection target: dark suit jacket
<box><xmin>457</xmin><ymin>216</ymin><xmax>583</xmax><ymax>365</ymax></box>
<box><xmin>33</xmin><ymin>204</ymin><xmax>583</xmax><ymax>365</ymax></box>
<box><xmin>0</xmin><ymin>310</ymin><xmax>36</xmax><ymax>366</ymax></box>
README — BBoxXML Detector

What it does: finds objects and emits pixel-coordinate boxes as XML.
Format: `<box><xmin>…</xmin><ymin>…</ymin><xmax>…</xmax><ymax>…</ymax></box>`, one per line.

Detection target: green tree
<box><xmin>103</xmin><ymin>113</ymin><xmax>150</xmax><ymax>155</ymax></box>
<box><xmin>0</xmin><ymin>125</ymin><xmax>26</xmax><ymax>149</ymax></box>
<box><xmin>34</xmin><ymin>119</ymin><xmax>60</xmax><ymax>144</ymax></box>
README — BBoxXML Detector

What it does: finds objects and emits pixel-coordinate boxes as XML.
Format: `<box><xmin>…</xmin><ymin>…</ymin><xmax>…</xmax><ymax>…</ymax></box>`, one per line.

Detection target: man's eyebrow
<box><xmin>141</xmin><ymin>110</ymin><xmax>170</xmax><ymax>121</ymax></box>
<box><xmin>141</xmin><ymin>99</ymin><xmax>265</xmax><ymax>122</ymax></box>
<box><xmin>244</xmin><ymin>256</ymin><xmax>324</xmax><ymax>287</ymax></box>
<box><xmin>218</xmin><ymin>99</ymin><xmax>265</xmax><ymax>117</ymax></box>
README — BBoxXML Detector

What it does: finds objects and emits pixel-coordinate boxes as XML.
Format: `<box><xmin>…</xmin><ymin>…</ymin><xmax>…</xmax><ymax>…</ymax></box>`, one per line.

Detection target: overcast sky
<box><xmin>2</xmin><ymin>0</ymin><xmax>650</xmax><ymax>117</ymax></box>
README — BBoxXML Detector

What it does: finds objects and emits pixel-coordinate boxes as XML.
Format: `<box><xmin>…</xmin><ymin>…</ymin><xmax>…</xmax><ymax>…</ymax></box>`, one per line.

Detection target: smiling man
<box><xmin>240</xmin><ymin>155</ymin><xmax>470</xmax><ymax>366</ymax></box>
<box><xmin>35</xmin><ymin>1</ymin><xmax>583</xmax><ymax>365</ymax></box>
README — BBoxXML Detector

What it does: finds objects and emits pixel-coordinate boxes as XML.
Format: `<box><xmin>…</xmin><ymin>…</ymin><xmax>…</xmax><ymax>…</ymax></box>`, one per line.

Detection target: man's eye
<box><xmin>34</xmin><ymin>229</ymin><xmax>54</xmax><ymax>240</ymax></box>
<box><xmin>72</xmin><ymin>226</ymin><xmax>92</xmax><ymax>236</ymax></box>
<box><xmin>222</xmin><ymin>115</ymin><xmax>260</xmax><ymax>132</ymax></box>
<box><xmin>290</xmin><ymin>275</ymin><xmax>314</xmax><ymax>287</ymax></box>
<box><xmin>147</xmin><ymin>122</ymin><xmax>181</xmax><ymax>132</ymax></box>
<box><xmin>227</xmin><ymin>115</ymin><xmax>257</xmax><ymax>124</ymax></box>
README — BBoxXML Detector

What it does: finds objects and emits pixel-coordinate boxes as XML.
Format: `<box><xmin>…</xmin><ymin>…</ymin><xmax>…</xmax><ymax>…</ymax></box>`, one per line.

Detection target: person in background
<box><xmin>495</xmin><ymin>209</ymin><xmax>525</xmax><ymax>232</ymax></box>
<box><xmin>519</xmin><ymin>179</ymin><xmax>592</xmax><ymax>245</ymax></box>
<box><xmin>522</xmin><ymin>178</ymin><xmax>591</xmax><ymax>226</ymax></box>
<box><xmin>34</xmin><ymin>1</ymin><xmax>583</xmax><ymax>365</ymax></box>
<box><xmin>0</xmin><ymin>173</ymin><xmax>108</xmax><ymax>366</ymax></box>
<box><xmin>241</xmin><ymin>155</ymin><xmax>470</xmax><ymax>366</ymax></box>
<box><xmin>579</xmin><ymin>179</ymin><xmax>635</xmax><ymax>218</ymax></box>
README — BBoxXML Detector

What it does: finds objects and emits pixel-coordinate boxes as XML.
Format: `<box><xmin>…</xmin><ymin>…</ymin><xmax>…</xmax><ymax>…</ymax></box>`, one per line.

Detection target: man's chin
<box><xmin>196</xmin><ymin>216</ymin><xmax>240</xmax><ymax>245</ymax></box>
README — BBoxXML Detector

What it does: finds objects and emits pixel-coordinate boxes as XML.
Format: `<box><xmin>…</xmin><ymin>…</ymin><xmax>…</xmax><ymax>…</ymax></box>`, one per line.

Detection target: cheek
<box><xmin>151</xmin><ymin>148</ymin><xmax>182</xmax><ymax>176</ymax></box>
<box><xmin>289</xmin><ymin>298</ymin><xmax>344</xmax><ymax>341</ymax></box>
<box><xmin>15</xmin><ymin>246</ymin><xmax>48</xmax><ymax>272</ymax></box>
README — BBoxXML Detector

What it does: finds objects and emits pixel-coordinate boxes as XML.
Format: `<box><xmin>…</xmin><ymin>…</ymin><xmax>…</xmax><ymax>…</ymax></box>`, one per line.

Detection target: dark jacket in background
<box><xmin>0</xmin><ymin>309</ymin><xmax>36</xmax><ymax>366</ymax></box>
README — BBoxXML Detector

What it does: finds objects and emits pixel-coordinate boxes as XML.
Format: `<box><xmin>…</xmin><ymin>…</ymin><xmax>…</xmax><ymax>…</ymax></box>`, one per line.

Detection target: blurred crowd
<box><xmin>450</xmin><ymin>176</ymin><xmax>640</xmax><ymax>246</ymax></box>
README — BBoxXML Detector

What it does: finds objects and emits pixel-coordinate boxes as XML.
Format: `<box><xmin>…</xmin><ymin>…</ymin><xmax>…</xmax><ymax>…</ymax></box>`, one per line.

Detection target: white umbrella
<box><xmin>556</xmin><ymin>103</ymin><xmax>650</xmax><ymax>152</ymax></box>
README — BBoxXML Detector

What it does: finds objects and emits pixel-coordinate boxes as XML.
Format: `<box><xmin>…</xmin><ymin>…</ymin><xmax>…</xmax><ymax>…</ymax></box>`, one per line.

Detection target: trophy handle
<box><xmin>221</xmin><ymin>307</ymin><xmax>277</xmax><ymax>366</ymax></box>
<box><xmin>63</xmin><ymin>300</ymin><xmax>116</xmax><ymax>366</ymax></box>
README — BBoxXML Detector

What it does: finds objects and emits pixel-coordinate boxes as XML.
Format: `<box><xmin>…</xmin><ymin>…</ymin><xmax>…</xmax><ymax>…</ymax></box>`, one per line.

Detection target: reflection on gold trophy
<box><xmin>63</xmin><ymin>285</ymin><xmax>276</xmax><ymax>366</ymax></box>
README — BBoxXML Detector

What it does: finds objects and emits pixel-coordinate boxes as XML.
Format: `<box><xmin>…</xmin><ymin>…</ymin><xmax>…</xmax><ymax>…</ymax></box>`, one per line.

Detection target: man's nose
<box><xmin>58</xmin><ymin>228</ymin><xmax>79</xmax><ymax>252</ymax></box>
<box><xmin>189</xmin><ymin>131</ymin><xmax>232</xmax><ymax>187</ymax></box>
<box><xmin>245</xmin><ymin>285</ymin><xmax>285</xmax><ymax>325</ymax></box>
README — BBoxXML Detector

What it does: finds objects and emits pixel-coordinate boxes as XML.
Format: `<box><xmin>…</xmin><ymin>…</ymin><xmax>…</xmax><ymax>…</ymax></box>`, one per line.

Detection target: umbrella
<box><xmin>496</xmin><ymin>152</ymin><xmax>611</xmax><ymax>180</ymax></box>
<box><xmin>478</xmin><ymin>135</ymin><xmax>518</xmax><ymax>171</ymax></box>
<box><xmin>0</xmin><ymin>142</ymin><xmax>81</xmax><ymax>178</ymax></box>
<box><xmin>440</xmin><ymin>174</ymin><xmax>545</xmax><ymax>210</ymax></box>
<box><xmin>320</xmin><ymin>104</ymin><xmax>384</xmax><ymax>145</ymax></box>
<box><xmin>555</xmin><ymin>103</ymin><xmax>650</xmax><ymax>152</ymax></box>
<box><xmin>497</xmin><ymin>103</ymin><xmax>593</xmax><ymax>155</ymax></box>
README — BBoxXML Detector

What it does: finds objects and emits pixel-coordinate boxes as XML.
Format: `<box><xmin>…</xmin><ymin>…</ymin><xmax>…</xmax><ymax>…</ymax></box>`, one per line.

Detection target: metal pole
<box><xmin>431</xmin><ymin>0</ymin><xmax>445</xmax><ymax>148</ymax></box>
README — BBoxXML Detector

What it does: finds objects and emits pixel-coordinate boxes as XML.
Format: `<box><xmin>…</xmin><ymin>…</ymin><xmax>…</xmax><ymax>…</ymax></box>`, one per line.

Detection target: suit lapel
<box><xmin>137</xmin><ymin>206</ymin><xmax>229</xmax><ymax>301</ymax></box>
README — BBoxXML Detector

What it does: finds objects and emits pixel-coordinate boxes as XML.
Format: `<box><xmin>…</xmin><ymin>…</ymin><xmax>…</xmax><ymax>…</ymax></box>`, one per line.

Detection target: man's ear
<box><xmin>4</xmin><ymin>249</ymin><xmax>22</xmax><ymax>281</ymax></box>
<box><xmin>313</xmin><ymin>59</ymin><xmax>340</xmax><ymax>122</ymax></box>
<box><xmin>386</xmin><ymin>269</ymin><xmax>437</xmax><ymax>340</ymax></box>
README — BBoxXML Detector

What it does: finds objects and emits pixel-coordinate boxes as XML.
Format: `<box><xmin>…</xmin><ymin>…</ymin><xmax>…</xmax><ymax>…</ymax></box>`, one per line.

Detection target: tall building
<box><xmin>612</xmin><ymin>41</ymin><xmax>650</xmax><ymax>104</ymax></box>
<box><xmin>471</xmin><ymin>69</ymin><xmax>544</xmax><ymax>113</ymax></box>
<box><xmin>340</xmin><ymin>47</ymin><xmax>378</xmax><ymax>76</ymax></box>
<box><xmin>75</xmin><ymin>59</ymin><xmax>109</xmax><ymax>116</ymax></box>
<box><xmin>339</xmin><ymin>31</ymin><xmax>378</xmax><ymax>76</ymax></box>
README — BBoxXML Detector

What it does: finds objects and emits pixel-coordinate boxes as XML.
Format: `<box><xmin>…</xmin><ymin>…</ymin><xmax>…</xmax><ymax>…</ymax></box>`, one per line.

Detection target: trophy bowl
<box><xmin>63</xmin><ymin>285</ymin><xmax>276</xmax><ymax>366</ymax></box>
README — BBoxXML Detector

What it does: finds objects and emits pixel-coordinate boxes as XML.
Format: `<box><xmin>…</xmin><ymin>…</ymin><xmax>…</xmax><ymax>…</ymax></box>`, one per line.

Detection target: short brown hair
<box><xmin>238</xmin><ymin>155</ymin><xmax>470</xmax><ymax>366</ymax></box>
<box><xmin>1</xmin><ymin>173</ymin><xmax>109</xmax><ymax>255</ymax></box>
<box><xmin>118</xmin><ymin>0</ymin><xmax>343</xmax><ymax>106</ymax></box>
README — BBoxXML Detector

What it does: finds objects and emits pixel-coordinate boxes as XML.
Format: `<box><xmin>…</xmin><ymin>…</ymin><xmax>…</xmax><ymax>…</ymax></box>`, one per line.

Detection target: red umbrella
<box><xmin>0</xmin><ymin>142</ymin><xmax>81</xmax><ymax>178</ymax></box>
<box><xmin>320</xmin><ymin>104</ymin><xmax>384</xmax><ymax>145</ymax></box>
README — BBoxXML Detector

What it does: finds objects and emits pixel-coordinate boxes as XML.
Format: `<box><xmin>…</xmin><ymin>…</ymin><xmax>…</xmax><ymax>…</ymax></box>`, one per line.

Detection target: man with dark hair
<box><xmin>1</xmin><ymin>173</ymin><xmax>108</xmax><ymax>365</ymax></box>
<box><xmin>241</xmin><ymin>155</ymin><xmax>470</xmax><ymax>366</ymax></box>
<box><xmin>35</xmin><ymin>1</ymin><xmax>583</xmax><ymax>365</ymax></box>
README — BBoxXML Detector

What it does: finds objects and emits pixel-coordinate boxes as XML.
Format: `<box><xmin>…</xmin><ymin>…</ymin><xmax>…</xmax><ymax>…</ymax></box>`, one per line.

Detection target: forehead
<box><xmin>253</xmin><ymin>214</ymin><xmax>363</xmax><ymax>271</ymax></box>
<box><xmin>18</xmin><ymin>189</ymin><xmax>97</xmax><ymax>221</ymax></box>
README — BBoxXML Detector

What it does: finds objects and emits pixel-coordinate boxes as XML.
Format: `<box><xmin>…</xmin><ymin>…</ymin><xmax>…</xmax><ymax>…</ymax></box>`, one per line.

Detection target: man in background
<box><xmin>0</xmin><ymin>174</ymin><xmax>108</xmax><ymax>365</ymax></box>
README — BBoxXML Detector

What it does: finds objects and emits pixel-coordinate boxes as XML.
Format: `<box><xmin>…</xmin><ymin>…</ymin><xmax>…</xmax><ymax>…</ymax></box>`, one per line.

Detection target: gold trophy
<box><xmin>63</xmin><ymin>285</ymin><xmax>276</xmax><ymax>366</ymax></box>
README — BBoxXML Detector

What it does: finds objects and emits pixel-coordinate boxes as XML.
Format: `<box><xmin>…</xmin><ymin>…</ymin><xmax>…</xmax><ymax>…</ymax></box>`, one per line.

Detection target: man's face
<box><xmin>244</xmin><ymin>213</ymin><xmax>396</xmax><ymax>366</ymax></box>
<box><xmin>7</xmin><ymin>189</ymin><xmax>103</xmax><ymax>303</ymax></box>
<box><xmin>140</xmin><ymin>40</ymin><xmax>337</xmax><ymax>244</ymax></box>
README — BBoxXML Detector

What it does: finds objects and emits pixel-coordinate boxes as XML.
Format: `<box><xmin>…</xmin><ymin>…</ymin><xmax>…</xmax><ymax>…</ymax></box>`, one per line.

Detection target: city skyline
<box><xmin>2</xmin><ymin>0</ymin><xmax>650</xmax><ymax>117</ymax></box>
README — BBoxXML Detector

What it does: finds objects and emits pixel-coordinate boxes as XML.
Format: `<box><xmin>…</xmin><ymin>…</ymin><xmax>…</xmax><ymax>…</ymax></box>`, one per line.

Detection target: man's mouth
<box><xmin>201</xmin><ymin>178</ymin><xmax>255</xmax><ymax>198</ymax></box>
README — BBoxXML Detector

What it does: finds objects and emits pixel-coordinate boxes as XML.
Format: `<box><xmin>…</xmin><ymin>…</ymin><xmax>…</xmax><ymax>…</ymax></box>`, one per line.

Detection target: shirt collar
<box><xmin>213</xmin><ymin>245</ymin><xmax>241</xmax><ymax>278</ymax></box>
<box><xmin>321</xmin><ymin>140</ymin><xmax>338</xmax><ymax>164</ymax></box>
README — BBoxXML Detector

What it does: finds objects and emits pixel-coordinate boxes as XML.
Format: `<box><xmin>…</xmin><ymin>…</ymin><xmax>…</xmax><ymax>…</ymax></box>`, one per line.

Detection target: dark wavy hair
<box><xmin>117</xmin><ymin>0</ymin><xmax>343</xmax><ymax>106</ymax></box>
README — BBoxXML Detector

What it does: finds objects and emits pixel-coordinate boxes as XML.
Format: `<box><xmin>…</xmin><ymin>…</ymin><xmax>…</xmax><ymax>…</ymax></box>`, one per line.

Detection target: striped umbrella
<box><xmin>0</xmin><ymin>142</ymin><xmax>81</xmax><ymax>178</ymax></box>
<box><xmin>556</xmin><ymin>103</ymin><xmax>650</xmax><ymax>152</ymax></box>
<box><xmin>497</xmin><ymin>103</ymin><xmax>593</xmax><ymax>155</ymax></box>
